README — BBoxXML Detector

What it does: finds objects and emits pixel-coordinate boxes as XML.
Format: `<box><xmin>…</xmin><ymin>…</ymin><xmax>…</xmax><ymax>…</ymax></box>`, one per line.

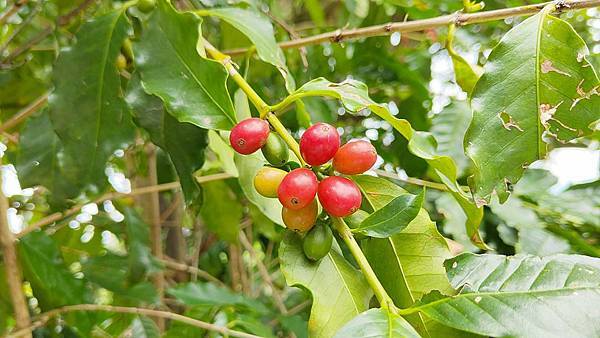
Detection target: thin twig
<box><xmin>159</xmin><ymin>258</ymin><xmax>227</xmax><ymax>288</ymax></box>
<box><xmin>0</xmin><ymin>0</ymin><xmax>27</xmax><ymax>27</ymax></box>
<box><xmin>0</xmin><ymin>93</ymin><xmax>49</xmax><ymax>134</ymax></box>
<box><xmin>4</xmin><ymin>0</ymin><xmax>98</xmax><ymax>63</ymax></box>
<box><xmin>0</xmin><ymin>172</ymin><xmax>32</xmax><ymax>337</ymax></box>
<box><xmin>223</xmin><ymin>0</ymin><xmax>600</xmax><ymax>55</ymax></box>
<box><xmin>0</xmin><ymin>2</ymin><xmax>42</xmax><ymax>54</ymax></box>
<box><xmin>239</xmin><ymin>231</ymin><xmax>288</xmax><ymax>314</ymax></box>
<box><xmin>264</xmin><ymin>10</ymin><xmax>308</xmax><ymax>68</ymax></box>
<box><xmin>16</xmin><ymin>173</ymin><xmax>232</xmax><ymax>238</ymax></box>
<box><xmin>5</xmin><ymin>304</ymin><xmax>260</xmax><ymax>338</ymax></box>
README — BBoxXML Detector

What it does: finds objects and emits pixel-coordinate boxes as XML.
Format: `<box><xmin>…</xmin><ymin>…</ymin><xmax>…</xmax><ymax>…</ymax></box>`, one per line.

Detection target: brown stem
<box><xmin>223</xmin><ymin>0</ymin><xmax>600</xmax><ymax>56</ymax></box>
<box><xmin>238</xmin><ymin>231</ymin><xmax>288</xmax><ymax>314</ymax></box>
<box><xmin>6</xmin><ymin>304</ymin><xmax>260</xmax><ymax>338</ymax></box>
<box><xmin>0</xmin><ymin>0</ymin><xmax>27</xmax><ymax>27</ymax></box>
<box><xmin>16</xmin><ymin>173</ymin><xmax>232</xmax><ymax>238</ymax></box>
<box><xmin>159</xmin><ymin>258</ymin><xmax>227</xmax><ymax>288</ymax></box>
<box><xmin>4</xmin><ymin>0</ymin><xmax>98</xmax><ymax>63</ymax></box>
<box><xmin>0</xmin><ymin>93</ymin><xmax>48</xmax><ymax>134</ymax></box>
<box><xmin>0</xmin><ymin>172</ymin><xmax>32</xmax><ymax>337</ymax></box>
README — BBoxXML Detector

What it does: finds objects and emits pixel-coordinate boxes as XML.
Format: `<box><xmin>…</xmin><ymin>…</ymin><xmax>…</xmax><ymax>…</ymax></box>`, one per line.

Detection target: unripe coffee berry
<box><xmin>230</xmin><ymin>118</ymin><xmax>270</xmax><ymax>155</ymax></box>
<box><xmin>253</xmin><ymin>167</ymin><xmax>287</xmax><ymax>198</ymax></box>
<box><xmin>333</xmin><ymin>140</ymin><xmax>377</xmax><ymax>175</ymax></box>
<box><xmin>261</xmin><ymin>132</ymin><xmax>289</xmax><ymax>167</ymax></box>
<box><xmin>302</xmin><ymin>222</ymin><xmax>333</xmax><ymax>261</ymax></box>
<box><xmin>137</xmin><ymin>0</ymin><xmax>156</xmax><ymax>12</ymax></box>
<box><xmin>282</xmin><ymin>199</ymin><xmax>318</xmax><ymax>232</ymax></box>
<box><xmin>278</xmin><ymin>168</ymin><xmax>318</xmax><ymax>210</ymax></box>
<box><xmin>318</xmin><ymin>176</ymin><xmax>362</xmax><ymax>217</ymax></box>
<box><xmin>299</xmin><ymin>123</ymin><xmax>340</xmax><ymax>166</ymax></box>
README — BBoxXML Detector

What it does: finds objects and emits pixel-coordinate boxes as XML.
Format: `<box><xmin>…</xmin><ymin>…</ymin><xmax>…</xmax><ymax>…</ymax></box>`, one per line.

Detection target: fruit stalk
<box><xmin>332</xmin><ymin>217</ymin><xmax>397</xmax><ymax>312</ymax></box>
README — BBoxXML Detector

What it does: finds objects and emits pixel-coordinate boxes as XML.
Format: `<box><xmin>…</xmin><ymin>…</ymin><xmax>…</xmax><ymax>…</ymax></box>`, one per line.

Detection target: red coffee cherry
<box><xmin>229</xmin><ymin>118</ymin><xmax>270</xmax><ymax>155</ymax></box>
<box><xmin>277</xmin><ymin>168</ymin><xmax>318</xmax><ymax>210</ymax></box>
<box><xmin>333</xmin><ymin>140</ymin><xmax>377</xmax><ymax>175</ymax></box>
<box><xmin>299</xmin><ymin>123</ymin><xmax>340</xmax><ymax>166</ymax></box>
<box><xmin>318</xmin><ymin>176</ymin><xmax>362</xmax><ymax>217</ymax></box>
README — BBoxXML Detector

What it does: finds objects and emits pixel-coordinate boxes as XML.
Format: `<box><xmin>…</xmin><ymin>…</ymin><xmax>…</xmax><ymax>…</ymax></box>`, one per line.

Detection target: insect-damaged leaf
<box><xmin>465</xmin><ymin>6</ymin><xmax>600</xmax><ymax>204</ymax></box>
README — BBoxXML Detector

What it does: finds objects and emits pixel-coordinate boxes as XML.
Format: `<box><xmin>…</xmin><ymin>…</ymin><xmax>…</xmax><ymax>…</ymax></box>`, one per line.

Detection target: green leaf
<box><xmin>430</xmin><ymin>101</ymin><xmax>472</xmax><ymax>176</ymax></box>
<box><xmin>134</xmin><ymin>0</ymin><xmax>236</xmax><ymax>130</ymax></box>
<box><xmin>16</xmin><ymin>111</ymin><xmax>79</xmax><ymax>202</ymax></box>
<box><xmin>356</xmin><ymin>189</ymin><xmax>424</xmax><ymax>238</ymax></box>
<box><xmin>334</xmin><ymin>308</ymin><xmax>421</xmax><ymax>338</ymax></box>
<box><xmin>282</xmin><ymin>78</ymin><xmax>486</xmax><ymax>248</ymax></box>
<box><xmin>200</xmin><ymin>179</ymin><xmax>242</xmax><ymax>243</ymax></box>
<box><xmin>123</xmin><ymin>207</ymin><xmax>161</xmax><ymax>281</ymax></box>
<box><xmin>168</xmin><ymin>282</ymin><xmax>268</xmax><ymax>314</ymax></box>
<box><xmin>49</xmin><ymin>10</ymin><xmax>134</xmax><ymax>189</ymax></box>
<box><xmin>131</xmin><ymin>316</ymin><xmax>160</xmax><ymax>338</ymax></box>
<box><xmin>465</xmin><ymin>8</ymin><xmax>600</xmax><ymax>204</ymax></box>
<box><xmin>205</xmin><ymin>7</ymin><xmax>295</xmax><ymax>91</ymax></box>
<box><xmin>449</xmin><ymin>50</ymin><xmax>483</xmax><ymax>94</ymax></box>
<box><xmin>409</xmin><ymin>253</ymin><xmax>600</xmax><ymax>337</ymax></box>
<box><xmin>356</xmin><ymin>175</ymin><xmax>458</xmax><ymax>337</ymax></box>
<box><xmin>126</xmin><ymin>73</ymin><xmax>207</xmax><ymax>210</ymax></box>
<box><xmin>279</xmin><ymin>232</ymin><xmax>372</xmax><ymax>338</ymax></box>
<box><xmin>208</xmin><ymin>130</ymin><xmax>238</xmax><ymax>177</ymax></box>
<box><xmin>18</xmin><ymin>232</ymin><xmax>88</xmax><ymax>309</ymax></box>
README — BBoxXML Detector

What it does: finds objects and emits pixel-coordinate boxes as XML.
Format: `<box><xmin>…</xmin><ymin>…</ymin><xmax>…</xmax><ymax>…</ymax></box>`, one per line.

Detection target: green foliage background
<box><xmin>0</xmin><ymin>0</ymin><xmax>599</xmax><ymax>337</ymax></box>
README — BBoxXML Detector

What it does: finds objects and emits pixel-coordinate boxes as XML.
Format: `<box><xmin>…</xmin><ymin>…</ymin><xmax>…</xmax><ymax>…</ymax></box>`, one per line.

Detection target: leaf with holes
<box><xmin>465</xmin><ymin>7</ymin><xmax>600</xmax><ymax>204</ymax></box>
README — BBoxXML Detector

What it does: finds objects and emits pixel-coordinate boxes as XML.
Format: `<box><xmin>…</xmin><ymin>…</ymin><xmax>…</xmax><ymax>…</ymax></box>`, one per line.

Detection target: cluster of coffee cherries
<box><xmin>230</xmin><ymin>118</ymin><xmax>377</xmax><ymax>260</ymax></box>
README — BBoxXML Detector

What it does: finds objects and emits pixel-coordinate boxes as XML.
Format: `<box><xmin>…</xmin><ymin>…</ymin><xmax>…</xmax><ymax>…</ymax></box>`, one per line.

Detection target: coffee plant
<box><xmin>0</xmin><ymin>0</ymin><xmax>599</xmax><ymax>337</ymax></box>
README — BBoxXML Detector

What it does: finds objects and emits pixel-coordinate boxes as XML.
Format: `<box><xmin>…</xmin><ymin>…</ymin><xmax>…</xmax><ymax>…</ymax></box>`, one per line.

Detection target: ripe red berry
<box><xmin>278</xmin><ymin>168</ymin><xmax>318</xmax><ymax>210</ymax></box>
<box><xmin>318</xmin><ymin>176</ymin><xmax>362</xmax><ymax>217</ymax></box>
<box><xmin>229</xmin><ymin>118</ymin><xmax>270</xmax><ymax>155</ymax></box>
<box><xmin>299</xmin><ymin>123</ymin><xmax>340</xmax><ymax>166</ymax></box>
<box><xmin>333</xmin><ymin>140</ymin><xmax>377</xmax><ymax>175</ymax></box>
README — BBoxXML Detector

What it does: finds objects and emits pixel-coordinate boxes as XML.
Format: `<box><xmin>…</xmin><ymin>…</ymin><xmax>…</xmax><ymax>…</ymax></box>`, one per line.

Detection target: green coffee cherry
<box><xmin>137</xmin><ymin>0</ymin><xmax>156</xmax><ymax>13</ymax></box>
<box><xmin>302</xmin><ymin>222</ymin><xmax>333</xmax><ymax>261</ymax></box>
<box><xmin>261</xmin><ymin>132</ymin><xmax>289</xmax><ymax>167</ymax></box>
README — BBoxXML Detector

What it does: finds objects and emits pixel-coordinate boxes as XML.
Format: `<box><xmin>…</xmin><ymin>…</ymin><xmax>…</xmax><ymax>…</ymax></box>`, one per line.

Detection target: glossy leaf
<box><xmin>356</xmin><ymin>175</ymin><xmax>457</xmax><ymax>336</ymax></box>
<box><xmin>334</xmin><ymin>308</ymin><xmax>421</xmax><ymax>338</ymax></box>
<box><xmin>283</xmin><ymin>78</ymin><xmax>485</xmax><ymax>248</ymax></box>
<box><xmin>134</xmin><ymin>0</ymin><xmax>236</xmax><ymax>130</ymax></box>
<box><xmin>356</xmin><ymin>189</ymin><xmax>424</xmax><ymax>238</ymax></box>
<box><xmin>280</xmin><ymin>232</ymin><xmax>372</xmax><ymax>338</ymax></box>
<box><xmin>126</xmin><ymin>73</ymin><xmax>207</xmax><ymax>210</ymax></box>
<box><xmin>205</xmin><ymin>7</ymin><xmax>295</xmax><ymax>91</ymax></box>
<box><xmin>465</xmin><ymin>9</ymin><xmax>600</xmax><ymax>204</ymax></box>
<box><xmin>409</xmin><ymin>253</ymin><xmax>600</xmax><ymax>337</ymax></box>
<box><xmin>49</xmin><ymin>10</ymin><xmax>134</xmax><ymax>189</ymax></box>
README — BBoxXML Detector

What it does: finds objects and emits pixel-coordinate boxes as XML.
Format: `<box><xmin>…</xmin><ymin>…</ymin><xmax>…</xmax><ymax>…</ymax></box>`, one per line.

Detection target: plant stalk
<box><xmin>0</xmin><ymin>172</ymin><xmax>32</xmax><ymax>337</ymax></box>
<box><xmin>332</xmin><ymin>217</ymin><xmax>396</xmax><ymax>312</ymax></box>
<box><xmin>222</xmin><ymin>0</ymin><xmax>600</xmax><ymax>56</ymax></box>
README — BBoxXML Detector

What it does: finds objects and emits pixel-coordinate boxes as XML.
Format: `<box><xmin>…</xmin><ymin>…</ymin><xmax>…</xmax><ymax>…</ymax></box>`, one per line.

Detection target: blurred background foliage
<box><xmin>0</xmin><ymin>0</ymin><xmax>599</xmax><ymax>336</ymax></box>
